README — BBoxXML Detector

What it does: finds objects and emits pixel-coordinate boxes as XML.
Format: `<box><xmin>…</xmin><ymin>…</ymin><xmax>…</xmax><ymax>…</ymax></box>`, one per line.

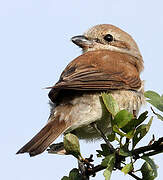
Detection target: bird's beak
<box><xmin>71</xmin><ymin>35</ymin><xmax>94</xmax><ymax>48</ymax></box>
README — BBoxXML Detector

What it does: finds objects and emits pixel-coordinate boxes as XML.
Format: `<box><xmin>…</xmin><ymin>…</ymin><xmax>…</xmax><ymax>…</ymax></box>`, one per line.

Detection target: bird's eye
<box><xmin>104</xmin><ymin>34</ymin><xmax>113</xmax><ymax>42</ymax></box>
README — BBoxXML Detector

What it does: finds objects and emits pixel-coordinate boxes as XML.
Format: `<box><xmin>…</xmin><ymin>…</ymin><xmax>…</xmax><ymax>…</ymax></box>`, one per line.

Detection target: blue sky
<box><xmin>1</xmin><ymin>0</ymin><xmax>163</xmax><ymax>179</ymax></box>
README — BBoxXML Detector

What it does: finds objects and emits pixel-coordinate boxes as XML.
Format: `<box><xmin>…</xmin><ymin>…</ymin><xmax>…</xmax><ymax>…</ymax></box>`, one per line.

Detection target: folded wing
<box><xmin>49</xmin><ymin>50</ymin><xmax>141</xmax><ymax>102</ymax></box>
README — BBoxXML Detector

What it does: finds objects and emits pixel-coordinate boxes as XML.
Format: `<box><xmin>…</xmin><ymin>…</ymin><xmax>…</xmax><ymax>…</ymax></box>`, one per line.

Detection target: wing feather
<box><xmin>48</xmin><ymin>50</ymin><xmax>142</xmax><ymax>102</ymax></box>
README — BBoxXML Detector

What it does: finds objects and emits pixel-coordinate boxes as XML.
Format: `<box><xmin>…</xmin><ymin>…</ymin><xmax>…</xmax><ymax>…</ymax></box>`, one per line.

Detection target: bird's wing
<box><xmin>49</xmin><ymin>50</ymin><xmax>141</xmax><ymax>102</ymax></box>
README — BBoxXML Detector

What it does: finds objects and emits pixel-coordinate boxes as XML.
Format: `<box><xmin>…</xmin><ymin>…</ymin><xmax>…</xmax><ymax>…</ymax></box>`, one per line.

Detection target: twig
<box><xmin>86</xmin><ymin>164</ymin><xmax>142</xmax><ymax>180</ymax></box>
<box><xmin>91</xmin><ymin>122</ymin><xmax>115</xmax><ymax>153</ymax></box>
<box><xmin>128</xmin><ymin>172</ymin><xmax>142</xmax><ymax>180</ymax></box>
<box><xmin>131</xmin><ymin>137</ymin><xmax>163</xmax><ymax>159</ymax></box>
<box><xmin>148</xmin><ymin>134</ymin><xmax>155</xmax><ymax>146</ymax></box>
<box><xmin>84</xmin><ymin>137</ymin><xmax>163</xmax><ymax>179</ymax></box>
<box><xmin>78</xmin><ymin>160</ymin><xmax>89</xmax><ymax>180</ymax></box>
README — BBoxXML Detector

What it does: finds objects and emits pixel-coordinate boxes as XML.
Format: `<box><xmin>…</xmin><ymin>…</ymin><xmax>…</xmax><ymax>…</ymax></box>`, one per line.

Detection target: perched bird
<box><xmin>17</xmin><ymin>24</ymin><xmax>145</xmax><ymax>157</ymax></box>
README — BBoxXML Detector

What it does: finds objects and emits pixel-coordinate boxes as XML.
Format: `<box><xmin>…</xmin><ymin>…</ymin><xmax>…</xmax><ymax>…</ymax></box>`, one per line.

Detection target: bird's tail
<box><xmin>16</xmin><ymin>117</ymin><xmax>68</xmax><ymax>157</ymax></box>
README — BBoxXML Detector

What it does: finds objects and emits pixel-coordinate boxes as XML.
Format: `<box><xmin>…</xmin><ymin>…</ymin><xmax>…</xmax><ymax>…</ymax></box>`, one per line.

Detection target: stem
<box><xmin>84</xmin><ymin>137</ymin><xmax>163</xmax><ymax>179</ymax></box>
<box><xmin>131</xmin><ymin>137</ymin><xmax>163</xmax><ymax>159</ymax></box>
<box><xmin>91</xmin><ymin>122</ymin><xmax>115</xmax><ymax>153</ymax></box>
<box><xmin>128</xmin><ymin>172</ymin><xmax>142</xmax><ymax>180</ymax></box>
<box><xmin>86</xmin><ymin>164</ymin><xmax>142</xmax><ymax>180</ymax></box>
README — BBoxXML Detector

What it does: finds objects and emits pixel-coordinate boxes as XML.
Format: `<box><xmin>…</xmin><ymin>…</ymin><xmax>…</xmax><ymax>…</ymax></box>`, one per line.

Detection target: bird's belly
<box><xmin>52</xmin><ymin>90</ymin><xmax>145</xmax><ymax>140</ymax></box>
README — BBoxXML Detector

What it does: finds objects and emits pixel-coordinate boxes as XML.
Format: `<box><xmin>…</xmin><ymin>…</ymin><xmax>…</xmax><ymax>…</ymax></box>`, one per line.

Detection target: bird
<box><xmin>16</xmin><ymin>24</ymin><xmax>145</xmax><ymax>157</ymax></box>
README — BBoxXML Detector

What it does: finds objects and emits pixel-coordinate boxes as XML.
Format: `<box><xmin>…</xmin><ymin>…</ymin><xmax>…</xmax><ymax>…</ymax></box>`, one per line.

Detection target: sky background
<box><xmin>1</xmin><ymin>0</ymin><xmax>163</xmax><ymax>179</ymax></box>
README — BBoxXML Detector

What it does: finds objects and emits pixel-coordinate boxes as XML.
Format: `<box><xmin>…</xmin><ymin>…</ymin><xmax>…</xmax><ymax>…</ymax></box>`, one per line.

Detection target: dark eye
<box><xmin>104</xmin><ymin>34</ymin><xmax>113</xmax><ymax>42</ymax></box>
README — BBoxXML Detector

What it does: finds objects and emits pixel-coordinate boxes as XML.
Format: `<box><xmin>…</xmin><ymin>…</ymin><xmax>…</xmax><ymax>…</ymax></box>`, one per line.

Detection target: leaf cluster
<box><xmin>144</xmin><ymin>91</ymin><xmax>163</xmax><ymax>121</ymax></box>
<box><xmin>49</xmin><ymin>91</ymin><xmax>163</xmax><ymax>180</ymax></box>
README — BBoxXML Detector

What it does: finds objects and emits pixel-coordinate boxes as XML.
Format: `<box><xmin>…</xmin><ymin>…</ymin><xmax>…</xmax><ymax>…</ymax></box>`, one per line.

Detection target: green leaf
<box><xmin>144</xmin><ymin>91</ymin><xmax>160</xmax><ymax>99</ymax></box>
<box><xmin>112</xmin><ymin>111</ymin><xmax>148</xmax><ymax>139</ymax></box>
<box><xmin>107</xmin><ymin>132</ymin><xmax>116</xmax><ymax>142</ymax></box>
<box><xmin>121</xmin><ymin>163</ymin><xmax>133</xmax><ymax>175</ymax></box>
<box><xmin>114</xmin><ymin>110</ymin><xmax>133</xmax><ymax>129</ymax></box>
<box><xmin>125</xmin><ymin>129</ymin><xmax>135</xmax><ymax>139</ymax></box>
<box><xmin>120</xmin><ymin>119</ymin><xmax>135</xmax><ymax>133</ymax></box>
<box><xmin>61</xmin><ymin>177</ymin><xmax>70</xmax><ymax>180</ymax></box>
<box><xmin>96</xmin><ymin>150</ymin><xmax>103</xmax><ymax>157</ymax></box>
<box><xmin>113</xmin><ymin>125</ymin><xmax>135</xmax><ymax>139</ymax></box>
<box><xmin>101</xmin><ymin>144</ymin><xmax>112</xmax><ymax>156</ymax></box>
<box><xmin>69</xmin><ymin>169</ymin><xmax>83</xmax><ymax>180</ymax></box>
<box><xmin>115</xmin><ymin>136</ymin><xmax>120</xmax><ymax>143</ymax></box>
<box><xmin>141</xmin><ymin>162</ymin><xmax>155</xmax><ymax>180</ymax></box>
<box><xmin>101</xmin><ymin>93</ymin><xmax>120</xmax><ymax>116</ymax></box>
<box><xmin>135</xmin><ymin>111</ymin><xmax>148</xmax><ymax>127</ymax></box>
<box><xmin>133</xmin><ymin>117</ymin><xmax>153</xmax><ymax>148</ymax></box>
<box><xmin>155</xmin><ymin>113</ymin><xmax>163</xmax><ymax>121</ymax></box>
<box><xmin>101</xmin><ymin>153</ymin><xmax>115</xmax><ymax>167</ymax></box>
<box><xmin>113</xmin><ymin>125</ymin><xmax>134</xmax><ymax>139</ymax></box>
<box><xmin>64</xmin><ymin>133</ymin><xmax>81</xmax><ymax>159</ymax></box>
<box><xmin>96</xmin><ymin>144</ymin><xmax>112</xmax><ymax>157</ymax></box>
<box><xmin>151</xmin><ymin>108</ymin><xmax>163</xmax><ymax>122</ymax></box>
<box><xmin>121</xmin><ymin>111</ymin><xmax>148</xmax><ymax>133</ymax></box>
<box><xmin>102</xmin><ymin>154</ymin><xmax>115</xmax><ymax>180</ymax></box>
<box><xmin>61</xmin><ymin>169</ymin><xmax>83</xmax><ymax>180</ymax></box>
<box><xmin>119</xmin><ymin>148</ymin><xmax>131</xmax><ymax>157</ymax></box>
<box><xmin>144</xmin><ymin>91</ymin><xmax>163</xmax><ymax>112</ymax></box>
<box><xmin>103</xmin><ymin>168</ymin><xmax>111</xmax><ymax>180</ymax></box>
<box><xmin>141</xmin><ymin>156</ymin><xmax>158</xmax><ymax>178</ymax></box>
<box><xmin>101</xmin><ymin>156</ymin><xmax>110</xmax><ymax>167</ymax></box>
<box><xmin>113</xmin><ymin>125</ymin><xmax>126</xmax><ymax>137</ymax></box>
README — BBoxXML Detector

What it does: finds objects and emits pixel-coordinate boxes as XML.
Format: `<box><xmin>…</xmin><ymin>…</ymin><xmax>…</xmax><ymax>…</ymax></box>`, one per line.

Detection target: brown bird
<box><xmin>17</xmin><ymin>24</ymin><xmax>145</xmax><ymax>157</ymax></box>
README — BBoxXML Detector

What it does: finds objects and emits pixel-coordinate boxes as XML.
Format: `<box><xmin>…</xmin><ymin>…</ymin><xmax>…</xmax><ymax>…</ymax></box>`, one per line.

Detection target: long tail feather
<box><xmin>16</xmin><ymin>118</ymin><xmax>68</xmax><ymax>157</ymax></box>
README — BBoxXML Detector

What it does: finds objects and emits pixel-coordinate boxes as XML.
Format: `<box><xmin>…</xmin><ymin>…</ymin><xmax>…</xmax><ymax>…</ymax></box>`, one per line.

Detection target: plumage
<box><xmin>49</xmin><ymin>50</ymin><xmax>142</xmax><ymax>102</ymax></box>
<box><xmin>17</xmin><ymin>24</ymin><xmax>145</xmax><ymax>156</ymax></box>
<box><xmin>16</xmin><ymin>117</ymin><xmax>70</xmax><ymax>156</ymax></box>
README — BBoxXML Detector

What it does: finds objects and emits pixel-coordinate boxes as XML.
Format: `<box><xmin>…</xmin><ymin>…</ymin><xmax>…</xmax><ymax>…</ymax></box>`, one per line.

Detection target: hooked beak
<box><xmin>71</xmin><ymin>35</ymin><xmax>94</xmax><ymax>48</ymax></box>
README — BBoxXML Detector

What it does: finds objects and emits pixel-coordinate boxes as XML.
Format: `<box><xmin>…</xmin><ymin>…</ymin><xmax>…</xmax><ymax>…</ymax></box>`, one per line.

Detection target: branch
<box><xmin>82</xmin><ymin>137</ymin><xmax>163</xmax><ymax>179</ymax></box>
<box><xmin>85</xmin><ymin>164</ymin><xmax>141</xmax><ymax>180</ymax></box>
<box><xmin>131</xmin><ymin>137</ymin><xmax>163</xmax><ymax>159</ymax></box>
<box><xmin>91</xmin><ymin>122</ymin><xmax>115</xmax><ymax>152</ymax></box>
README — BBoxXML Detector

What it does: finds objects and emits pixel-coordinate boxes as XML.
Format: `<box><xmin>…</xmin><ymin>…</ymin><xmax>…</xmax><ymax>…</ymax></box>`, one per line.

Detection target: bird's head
<box><xmin>71</xmin><ymin>24</ymin><xmax>143</xmax><ymax>70</ymax></box>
